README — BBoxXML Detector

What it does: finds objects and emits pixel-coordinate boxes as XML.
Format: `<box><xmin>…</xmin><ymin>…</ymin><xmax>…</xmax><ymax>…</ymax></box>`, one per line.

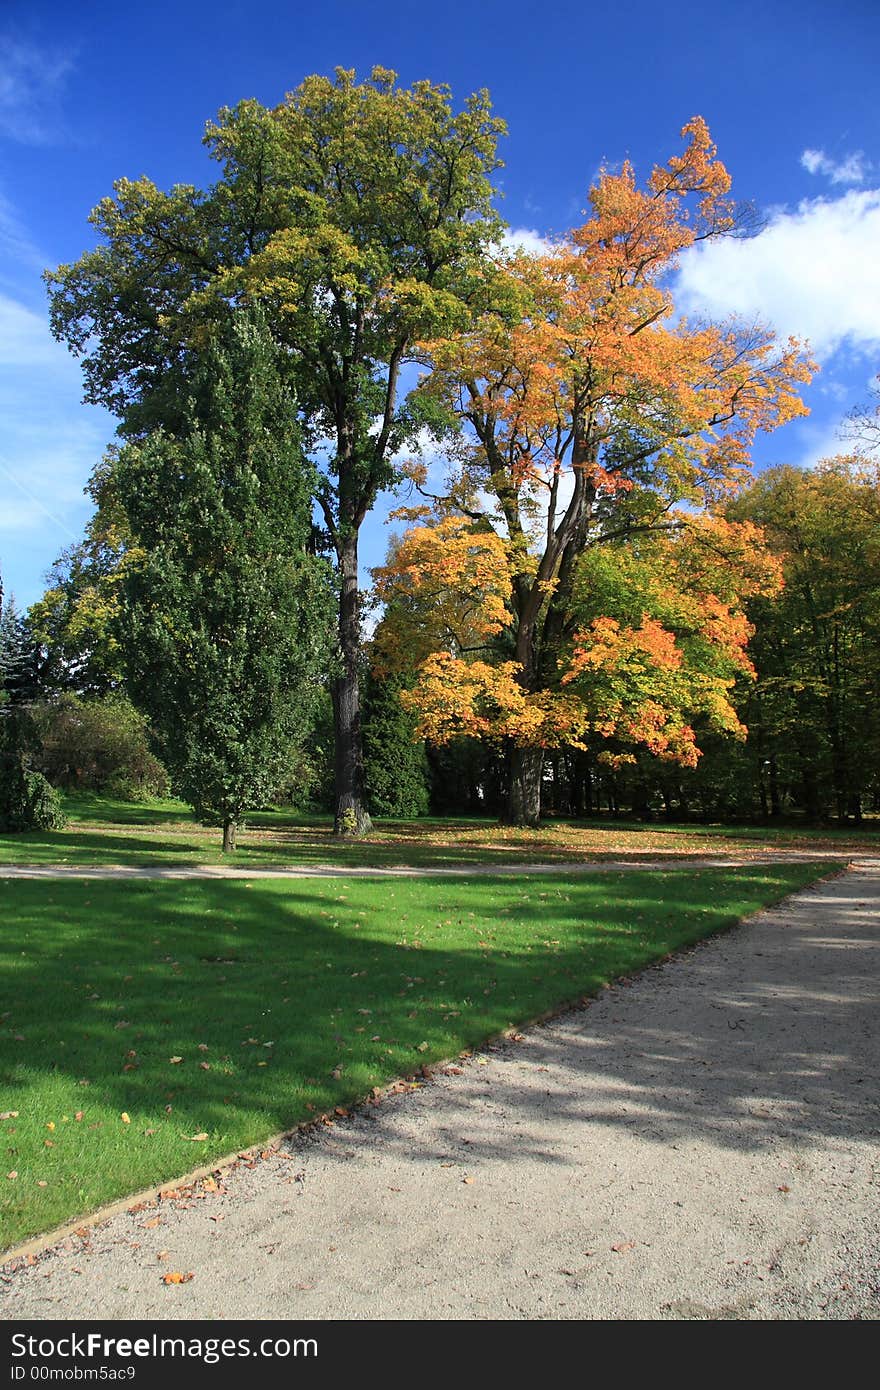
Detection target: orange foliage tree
<box><xmin>375</xmin><ymin>119</ymin><xmax>815</xmax><ymax>824</ymax></box>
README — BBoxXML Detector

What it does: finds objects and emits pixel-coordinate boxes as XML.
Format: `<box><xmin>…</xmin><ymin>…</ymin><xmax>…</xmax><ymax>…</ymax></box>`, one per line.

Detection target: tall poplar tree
<box><xmin>113</xmin><ymin>311</ymin><xmax>333</xmax><ymax>851</ymax></box>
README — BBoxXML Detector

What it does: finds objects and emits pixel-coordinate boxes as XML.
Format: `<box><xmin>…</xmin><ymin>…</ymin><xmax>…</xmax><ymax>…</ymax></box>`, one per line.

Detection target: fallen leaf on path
<box><xmin>162</xmin><ymin>1271</ymin><xmax>193</xmax><ymax>1285</ymax></box>
<box><xmin>143</xmin><ymin>1217</ymin><xmax>161</xmax><ymax>1229</ymax></box>
<box><xmin>611</xmin><ymin>1241</ymin><xmax>636</xmax><ymax>1253</ymax></box>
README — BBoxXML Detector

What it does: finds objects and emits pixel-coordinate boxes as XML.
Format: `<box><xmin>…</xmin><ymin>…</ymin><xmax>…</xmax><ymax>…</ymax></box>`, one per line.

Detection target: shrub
<box><xmin>0</xmin><ymin>765</ymin><xmax>67</xmax><ymax>831</ymax></box>
<box><xmin>32</xmin><ymin>693</ymin><xmax>169</xmax><ymax>799</ymax></box>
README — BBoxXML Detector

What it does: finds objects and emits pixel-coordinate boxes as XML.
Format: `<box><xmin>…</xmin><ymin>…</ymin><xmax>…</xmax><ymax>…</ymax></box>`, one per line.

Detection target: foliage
<box><xmin>726</xmin><ymin>458</ymin><xmax>880</xmax><ymax>821</ymax></box>
<box><xmin>111</xmin><ymin>310</ymin><xmax>334</xmax><ymax>847</ymax></box>
<box><xmin>376</xmin><ymin>119</ymin><xmax>813</xmax><ymax>822</ymax></box>
<box><xmin>45</xmin><ymin>65</ymin><xmax>507</xmax><ymax>834</ymax></box>
<box><xmin>27</xmin><ymin>460</ymin><xmax>132</xmax><ymax>697</ymax></box>
<box><xmin>0</xmin><ymin>596</ymin><xmax>67</xmax><ymax>832</ymax></box>
<box><xmin>362</xmin><ymin>668</ymin><xmax>431</xmax><ymax>817</ymax></box>
<box><xmin>31</xmin><ymin>693</ymin><xmax>169</xmax><ymax>800</ymax></box>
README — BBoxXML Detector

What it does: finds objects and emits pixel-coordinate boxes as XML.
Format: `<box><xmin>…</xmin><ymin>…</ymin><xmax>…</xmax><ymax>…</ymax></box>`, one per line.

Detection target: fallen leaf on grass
<box><xmin>6</xmin><ymin>1171</ymin><xmax>18</xmax><ymax>1180</ymax></box>
<box><xmin>0</xmin><ymin>1111</ymin><xmax>18</xmax><ymax>1121</ymax></box>
<box><xmin>169</xmin><ymin>1057</ymin><xmax>183</xmax><ymax>1065</ymax></box>
<box><xmin>181</xmin><ymin>1133</ymin><xmax>209</xmax><ymax>1142</ymax></box>
<box><xmin>37</xmin><ymin>1180</ymin><xmax>47</xmax><ymax>1188</ymax></box>
<box><xmin>74</xmin><ymin>1112</ymin><xmax>84</xmax><ymax>1122</ymax></box>
<box><xmin>199</xmin><ymin>1062</ymin><xmax>210</xmax><ymax>1071</ymax></box>
<box><xmin>162</xmin><ymin>1271</ymin><xmax>193</xmax><ymax>1285</ymax></box>
<box><xmin>120</xmin><ymin>1113</ymin><xmax>131</xmax><ymax>1124</ymax></box>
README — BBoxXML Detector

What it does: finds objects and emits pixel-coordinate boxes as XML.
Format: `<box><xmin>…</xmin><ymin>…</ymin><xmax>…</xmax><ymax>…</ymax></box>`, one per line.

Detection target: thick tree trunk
<box><xmin>507</xmin><ymin>745</ymin><xmax>543</xmax><ymax>827</ymax></box>
<box><xmin>333</xmin><ymin>533</ymin><xmax>372</xmax><ymax>837</ymax></box>
<box><xmin>222</xmin><ymin>819</ymin><xmax>237</xmax><ymax>853</ymax></box>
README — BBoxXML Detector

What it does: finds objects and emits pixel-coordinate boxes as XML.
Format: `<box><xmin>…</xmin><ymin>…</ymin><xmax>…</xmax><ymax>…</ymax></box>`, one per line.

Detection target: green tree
<box><xmin>27</xmin><ymin>460</ymin><xmax>130</xmax><ymax>697</ymax></box>
<box><xmin>0</xmin><ymin>589</ymin><xmax>66</xmax><ymax>832</ymax></box>
<box><xmin>113</xmin><ymin>311</ymin><xmax>333</xmax><ymax>851</ymax></box>
<box><xmin>46</xmin><ymin>66</ymin><xmax>506</xmax><ymax>835</ymax></box>
<box><xmin>362</xmin><ymin>667</ymin><xmax>431</xmax><ymax>818</ymax></box>
<box><xmin>727</xmin><ymin>458</ymin><xmax>880</xmax><ymax>822</ymax></box>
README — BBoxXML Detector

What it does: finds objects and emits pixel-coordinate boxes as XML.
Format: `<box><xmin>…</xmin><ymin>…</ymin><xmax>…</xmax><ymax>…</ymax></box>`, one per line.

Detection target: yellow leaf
<box><xmin>121</xmin><ymin>1112</ymin><xmax>131</xmax><ymax>1124</ymax></box>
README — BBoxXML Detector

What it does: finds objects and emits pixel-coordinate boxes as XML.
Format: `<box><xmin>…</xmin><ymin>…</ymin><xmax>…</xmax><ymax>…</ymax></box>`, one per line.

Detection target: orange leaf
<box><xmin>162</xmin><ymin>1271</ymin><xmax>194</xmax><ymax>1285</ymax></box>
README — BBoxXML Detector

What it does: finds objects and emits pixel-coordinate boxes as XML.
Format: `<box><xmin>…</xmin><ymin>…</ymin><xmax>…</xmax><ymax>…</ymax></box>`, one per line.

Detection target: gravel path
<box><xmin>2</xmin><ymin>861</ymin><xmax>878</xmax><ymax>1320</ymax></box>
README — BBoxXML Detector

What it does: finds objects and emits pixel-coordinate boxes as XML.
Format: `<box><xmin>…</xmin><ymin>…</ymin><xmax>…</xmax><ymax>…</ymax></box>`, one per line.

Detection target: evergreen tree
<box><xmin>114</xmin><ymin>311</ymin><xmax>334</xmax><ymax>850</ymax></box>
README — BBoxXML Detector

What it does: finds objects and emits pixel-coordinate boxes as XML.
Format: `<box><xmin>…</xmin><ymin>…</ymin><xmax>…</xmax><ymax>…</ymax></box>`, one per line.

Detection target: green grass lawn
<box><xmin>0</xmin><ymin>792</ymin><xmax>876</xmax><ymax>869</ymax></box>
<box><xmin>0</xmin><ymin>861</ymin><xmax>832</xmax><ymax>1251</ymax></box>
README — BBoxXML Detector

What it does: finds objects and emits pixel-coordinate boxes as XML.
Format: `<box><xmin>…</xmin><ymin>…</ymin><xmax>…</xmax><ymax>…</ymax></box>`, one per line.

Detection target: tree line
<box><xmin>2</xmin><ymin>67</ymin><xmax>878</xmax><ymax>840</ymax></box>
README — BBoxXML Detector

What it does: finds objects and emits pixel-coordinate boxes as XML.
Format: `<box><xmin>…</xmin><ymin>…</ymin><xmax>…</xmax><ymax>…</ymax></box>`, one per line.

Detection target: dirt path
<box><xmin>1</xmin><ymin>851</ymin><xmax>874</xmax><ymax>879</ymax></box>
<box><xmin>2</xmin><ymin>862</ymin><xmax>878</xmax><ymax>1320</ymax></box>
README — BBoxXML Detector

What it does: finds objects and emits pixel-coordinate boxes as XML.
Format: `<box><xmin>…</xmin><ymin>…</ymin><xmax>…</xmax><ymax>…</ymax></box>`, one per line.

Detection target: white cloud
<box><xmin>674</xmin><ymin>188</ymin><xmax>880</xmax><ymax>359</ymax></box>
<box><xmin>500</xmin><ymin>226</ymin><xmax>553</xmax><ymax>258</ymax></box>
<box><xmin>800</xmin><ymin>148</ymin><xmax>870</xmax><ymax>185</ymax></box>
<box><xmin>0</xmin><ymin>37</ymin><xmax>73</xmax><ymax>144</ymax></box>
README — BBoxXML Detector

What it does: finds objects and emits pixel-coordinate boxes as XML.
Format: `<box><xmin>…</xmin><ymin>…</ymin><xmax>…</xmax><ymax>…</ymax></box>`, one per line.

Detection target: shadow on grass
<box><xmin>1</xmin><ymin>867</ymin><xmax>868</xmax><ymax>1164</ymax></box>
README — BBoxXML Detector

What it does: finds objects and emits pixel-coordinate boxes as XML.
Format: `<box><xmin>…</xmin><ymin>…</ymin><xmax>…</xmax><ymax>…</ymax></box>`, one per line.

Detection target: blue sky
<box><xmin>1</xmin><ymin>0</ymin><xmax>879</xmax><ymax>608</ymax></box>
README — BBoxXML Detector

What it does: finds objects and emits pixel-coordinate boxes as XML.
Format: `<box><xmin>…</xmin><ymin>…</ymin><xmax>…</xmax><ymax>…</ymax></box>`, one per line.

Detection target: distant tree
<box><xmin>31</xmin><ymin>693</ymin><xmax>169</xmax><ymax>799</ymax></box>
<box><xmin>0</xmin><ymin>590</ymin><xmax>66</xmax><ymax>832</ymax></box>
<box><xmin>727</xmin><ymin>458</ymin><xmax>880</xmax><ymax>822</ymax></box>
<box><xmin>113</xmin><ymin>311</ymin><xmax>334</xmax><ymax>851</ymax></box>
<box><xmin>27</xmin><ymin>455</ymin><xmax>131</xmax><ymax>696</ymax></box>
<box><xmin>362</xmin><ymin>667</ymin><xmax>431</xmax><ymax>818</ymax></box>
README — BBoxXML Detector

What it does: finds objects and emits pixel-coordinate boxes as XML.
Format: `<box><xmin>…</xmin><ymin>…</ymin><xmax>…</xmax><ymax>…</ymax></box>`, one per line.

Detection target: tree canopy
<box><xmin>375</xmin><ymin>120</ymin><xmax>814</xmax><ymax>822</ymax></box>
<box><xmin>46</xmin><ymin>65</ymin><xmax>507</xmax><ymax>835</ymax></box>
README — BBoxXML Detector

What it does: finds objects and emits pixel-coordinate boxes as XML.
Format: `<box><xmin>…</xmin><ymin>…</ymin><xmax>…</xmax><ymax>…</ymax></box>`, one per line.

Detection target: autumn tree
<box><xmin>377</xmin><ymin>119</ymin><xmax>814</xmax><ymax>824</ymax></box>
<box><xmin>45</xmin><ymin>66</ymin><xmax>506</xmax><ymax>835</ymax></box>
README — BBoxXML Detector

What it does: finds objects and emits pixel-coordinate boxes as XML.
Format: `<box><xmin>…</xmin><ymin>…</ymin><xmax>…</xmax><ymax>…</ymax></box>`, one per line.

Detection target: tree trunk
<box><xmin>222</xmin><ymin>819</ymin><xmax>237</xmax><ymax>853</ymax></box>
<box><xmin>333</xmin><ymin>533</ymin><xmax>372</xmax><ymax>837</ymax></box>
<box><xmin>507</xmin><ymin>745</ymin><xmax>543</xmax><ymax>827</ymax></box>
